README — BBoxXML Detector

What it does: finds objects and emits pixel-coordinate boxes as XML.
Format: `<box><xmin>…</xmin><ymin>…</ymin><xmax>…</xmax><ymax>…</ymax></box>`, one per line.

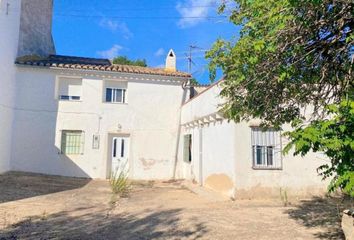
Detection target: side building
<box><xmin>177</xmin><ymin>81</ymin><xmax>329</xmax><ymax>199</ymax></box>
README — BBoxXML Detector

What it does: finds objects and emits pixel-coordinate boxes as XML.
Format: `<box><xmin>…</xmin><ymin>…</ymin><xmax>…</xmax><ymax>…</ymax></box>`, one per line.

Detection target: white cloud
<box><xmin>176</xmin><ymin>0</ymin><xmax>215</xmax><ymax>28</ymax></box>
<box><xmin>99</xmin><ymin>19</ymin><xmax>133</xmax><ymax>39</ymax></box>
<box><xmin>154</xmin><ymin>48</ymin><xmax>165</xmax><ymax>57</ymax></box>
<box><xmin>97</xmin><ymin>44</ymin><xmax>123</xmax><ymax>59</ymax></box>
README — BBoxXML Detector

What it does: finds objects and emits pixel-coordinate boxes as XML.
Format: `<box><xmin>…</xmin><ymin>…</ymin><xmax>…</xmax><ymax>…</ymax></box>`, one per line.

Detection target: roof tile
<box><xmin>16</xmin><ymin>54</ymin><xmax>191</xmax><ymax>78</ymax></box>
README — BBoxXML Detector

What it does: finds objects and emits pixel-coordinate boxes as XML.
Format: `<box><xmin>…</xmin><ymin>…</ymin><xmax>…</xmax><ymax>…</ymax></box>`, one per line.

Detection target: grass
<box><xmin>109</xmin><ymin>168</ymin><xmax>131</xmax><ymax>198</ymax></box>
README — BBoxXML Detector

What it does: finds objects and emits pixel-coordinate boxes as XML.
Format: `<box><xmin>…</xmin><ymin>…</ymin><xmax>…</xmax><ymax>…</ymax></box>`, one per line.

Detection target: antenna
<box><xmin>186</xmin><ymin>45</ymin><xmax>201</xmax><ymax>73</ymax></box>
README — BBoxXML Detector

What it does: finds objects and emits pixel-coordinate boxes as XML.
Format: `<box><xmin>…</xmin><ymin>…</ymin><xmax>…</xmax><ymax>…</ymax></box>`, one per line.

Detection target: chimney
<box><xmin>17</xmin><ymin>0</ymin><xmax>56</xmax><ymax>58</ymax></box>
<box><xmin>165</xmin><ymin>49</ymin><xmax>176</xmax><ymax>72</ymax></box>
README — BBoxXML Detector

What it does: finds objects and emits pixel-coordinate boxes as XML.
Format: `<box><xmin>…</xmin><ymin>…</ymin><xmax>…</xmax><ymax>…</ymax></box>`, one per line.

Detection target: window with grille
<box><xmin>251</xmin><ymin>128</ymin><xmax>282</xmax><ymax>169</ymax></box>
<box><xmin>106</xmin><ymin>88</ymin><xmax>126</xmax><ymax>103</ymax></box>
<box><xmin>61</xmin><ymin>130</ymin><xmax>84</xmax><ymax>155</ymax></box>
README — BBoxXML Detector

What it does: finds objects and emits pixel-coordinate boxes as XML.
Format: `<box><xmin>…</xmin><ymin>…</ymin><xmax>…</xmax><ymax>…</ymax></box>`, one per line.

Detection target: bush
<box><xmin>285</xmin><ymin>100</ymin><xmax>354</xmax><ymax>197</ymax></box>
<box><xmin>109</xmin><ymin>168</ymin><xmax>131</xmax><ymax>197</ymax></box>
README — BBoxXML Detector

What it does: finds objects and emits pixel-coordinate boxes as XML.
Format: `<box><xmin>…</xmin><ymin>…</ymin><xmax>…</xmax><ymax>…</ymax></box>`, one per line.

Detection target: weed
<box><xmin>109</xmin><ymin>167</ymin><xmax>131</xmax><ymax>197</ymax></box>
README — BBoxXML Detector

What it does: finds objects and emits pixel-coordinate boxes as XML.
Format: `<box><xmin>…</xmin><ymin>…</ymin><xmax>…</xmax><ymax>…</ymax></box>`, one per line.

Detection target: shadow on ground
<box><xmin>285</xmin><ymin>196</ymin><xmax>354</xmax><ymax>240</ymax></box>
<box><xmin>0</xmin><ymin>172</ymin><xmax>90</xmax><ymax>204</ymax></box>
<box><xmin>0</xmin><ymin>206</ymin><xmax>208</xmax><ymax>240</ymax></box>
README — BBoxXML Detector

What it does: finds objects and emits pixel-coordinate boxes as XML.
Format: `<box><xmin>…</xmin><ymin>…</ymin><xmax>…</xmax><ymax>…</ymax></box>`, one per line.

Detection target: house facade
<box><xmin>0</xmin><ymin>0</ymin><xmax>329</xmax><ymax>198</ymax></box>
<box><xmin>177</xmin><ymin>82</ymin><xmax>329</xmax><ymax>198</ymax></box>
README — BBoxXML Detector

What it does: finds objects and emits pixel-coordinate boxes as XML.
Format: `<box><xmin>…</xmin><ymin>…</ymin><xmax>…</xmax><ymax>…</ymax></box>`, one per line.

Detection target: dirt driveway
<box><xmin>0</xmin><ymin>172</ymin><xmax>350</xmax><ymax>240</ymax></box>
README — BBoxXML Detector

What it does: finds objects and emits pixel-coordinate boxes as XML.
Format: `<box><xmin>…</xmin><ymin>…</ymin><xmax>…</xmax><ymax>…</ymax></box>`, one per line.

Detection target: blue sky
<box><xmin>53</xmin><ymin>0</ymin><xmax>239</xmax><ymax>84</ymax></box>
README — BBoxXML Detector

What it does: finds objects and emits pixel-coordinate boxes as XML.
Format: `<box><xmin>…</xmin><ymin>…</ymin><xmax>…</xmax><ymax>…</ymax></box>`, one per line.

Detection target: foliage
<box><xmin>207</xmin><ymin>0</ymin><xmax>354</xmax><ymax>195</ymax></box>
<box><xmin>109</xmin><ymin>168</ymin><xmax>131</xmax><ymax>197</ymax></box>
<box><xmin>284</xmin><ymin>100</ymin><xmax>354</xmax><ymax>196</ymax></box>
<box><xmin>207</xmin><ymin>0</ymin><xmax>353</xmax><ymax>127</ymax></box>
<box><xmin>189</xmin><ymin>78</ymin><xmax>199</xmax><ymax>85</ymax></box>
<box><xmin>112</xmin><ymin>56</ymin><xmax>147</xmax><ymax>67</ymax></box>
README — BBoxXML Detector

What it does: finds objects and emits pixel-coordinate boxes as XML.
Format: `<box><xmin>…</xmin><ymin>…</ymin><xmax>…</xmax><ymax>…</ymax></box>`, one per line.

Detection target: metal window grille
<box><xmin>61</xmin><ymin>130</ymin><xmax>85</xmax><ymax>155</ymax></box>
<box><xmin>251</xmin><ymin>128</ymin><xmax>282</xmax><ymax>169</ymax></box>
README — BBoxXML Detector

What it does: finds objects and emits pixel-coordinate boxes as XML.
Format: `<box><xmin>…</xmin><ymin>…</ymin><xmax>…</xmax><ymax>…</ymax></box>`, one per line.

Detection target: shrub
<box><xmin>109</xmin><ymin>167</ymin><xmax>131</xmax><ymax>197</ymax></box>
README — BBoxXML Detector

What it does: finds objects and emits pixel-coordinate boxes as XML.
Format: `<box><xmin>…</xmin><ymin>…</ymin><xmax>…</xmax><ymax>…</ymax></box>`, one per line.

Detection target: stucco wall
<box><xmin>11</xmin><ymin>67</ymin><xmax>186</xmax><ymax>179</ymax></box>
<box><xmin>0</xmin><ymin>0</ymin><xmax>21</xmax><ymax>173</ymax></box>
<box><xmin>17</xmin><ymin>0</ymin><xmax>55</xmax><ymax>57</ymax></box>
<box><xmin>179</xmin><ymin>122</ymin><xmax>237</xmax><ymax>197</ymax></box>
<box><xmin>180</xmin><ymin>83</ymin><xmax>329</xmax><ymax>198</ymax></box>
<box><xmin>233</xmin><ymin>122</ymin><xmax>329</xmax><ymax>199</ymax></box>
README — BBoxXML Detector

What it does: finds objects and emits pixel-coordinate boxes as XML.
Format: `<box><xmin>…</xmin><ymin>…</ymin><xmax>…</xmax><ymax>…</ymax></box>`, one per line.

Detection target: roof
<box><xmin>15</xmin><ymin>55</ymin><xmax>191</xmax><ymax>78</ymax></box>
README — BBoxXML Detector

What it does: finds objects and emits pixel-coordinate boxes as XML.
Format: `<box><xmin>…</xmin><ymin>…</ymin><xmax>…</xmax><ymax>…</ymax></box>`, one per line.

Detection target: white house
<box><xmin>177</xmin><ymin>82</ymin><xmax>329</xmax><ymax>198</ymax></box>
<box><xmin>0</xmin><ymin>0</ymin><xmax>328</xmax><ymax>199</ymax></box>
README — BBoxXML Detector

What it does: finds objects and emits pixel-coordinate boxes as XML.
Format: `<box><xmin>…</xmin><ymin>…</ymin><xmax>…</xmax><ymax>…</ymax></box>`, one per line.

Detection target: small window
<box><xmin>59</xmin><ymin>95</ymin><xmax>81</xmax><ymax>101</ymax></box>
<box><xmin>106</xmin><ymin>88</ymin><xmax>126</xmax><ymax>103</ymax></box>
<box><xmin>183</xmin><ymin>134</ymin><xmax>192</xmax><ymax>163</ymax></box>
<box><xmin>251</xmin><ymin>128</ymin><xmax>281</xmax><ymax>169</ymax></box>
<box><xmin>61</xmin><ymin>130</ymin><xmax>84</xmax><ymax>155</ymax></box>
<box><xmin>57</xmin><ymin>77</ymin><xmax>82</xmax><ymax>101</ymax></box>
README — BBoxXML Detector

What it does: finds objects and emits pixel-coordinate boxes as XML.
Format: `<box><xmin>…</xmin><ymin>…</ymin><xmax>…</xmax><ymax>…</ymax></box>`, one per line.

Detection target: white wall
<box><xmin>11</xmin><ymin>67</ymin><xmax>186</xmax><ymax>179</ymax></box>
<box><xmin>233</xmin><ymin>122</ymin><xmax>329</xmax><ymax>199</ymax></box>
<box><xmin>0</xmin><ymin>0</ymin><xmax>21</xmax><ymax>173</ymax></box>
<box><xmin>180</xmin><ymin>83</ymin><xmax>329</xmax><ymax>198</ymax></box>
<box><xmin>179</xmin><ymin>122</ymin><xmax>237</xmax><ymax>196</ymax></box>
<box><xmin>179</xmin><ymin>83</ymin><xmax>237</xmax><ymax>196</ymax></box>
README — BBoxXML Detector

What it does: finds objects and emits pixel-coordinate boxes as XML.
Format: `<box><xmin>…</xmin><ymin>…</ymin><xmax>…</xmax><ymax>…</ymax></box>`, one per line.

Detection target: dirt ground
<box><xmin>0</xmin><ymin>172</ymin><xmax>352</xmax><ymax>240</ymax></box>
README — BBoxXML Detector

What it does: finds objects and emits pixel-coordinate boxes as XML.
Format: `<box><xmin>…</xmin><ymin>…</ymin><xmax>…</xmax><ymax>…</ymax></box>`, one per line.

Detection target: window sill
<box><xmin>58</xmin><ymin>100</ymin><xmax>82</xmax><ymax>102</ymax></box>
<box><xmin>252</xmin><ymin>166</ymin><xmax>282</xmax><ymax>170</ymax></box>
<box><xmin>103</xmin><ymin>102</ymin><xmax>128</xmax><ymax>105</ymax></box>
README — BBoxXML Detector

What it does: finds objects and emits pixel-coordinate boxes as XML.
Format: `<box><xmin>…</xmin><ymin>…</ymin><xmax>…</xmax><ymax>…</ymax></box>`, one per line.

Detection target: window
<box><xmin>61</xmin><ymin>130</ymin><xmax>84</xmax><ymax>155</ymax></box>
<box><xmin>106</xmin><ymin>88</ymin><xmax>126</xmax><ymax>103</ymax></box>
<box><xmin>251</xmin><ymin>128</ymin><xmax>282</xmax><ymax>169</ymax></box>
<box><xmin>59</xmin><ymin>95</ymin><xmax>81</xmax><ymax>101</ymax></box>
<box><xmin>57</xmin><ymin>77</ymin><xmax>82</xmax><ymax>101</ymax></box>
<box><xmin>183</xmin><ymin>134</ymin><xmax>192</xmax><ymax>163</ymax></box>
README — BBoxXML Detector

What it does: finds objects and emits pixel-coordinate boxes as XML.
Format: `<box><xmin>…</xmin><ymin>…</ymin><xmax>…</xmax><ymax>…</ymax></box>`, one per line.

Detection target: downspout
<box><xmin>172</xmin><ymin>79</ymin><xmax>189</xmax><ymax>179</ymax></box>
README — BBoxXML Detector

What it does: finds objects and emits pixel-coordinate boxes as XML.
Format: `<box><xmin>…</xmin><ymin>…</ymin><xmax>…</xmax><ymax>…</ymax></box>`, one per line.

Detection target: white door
<box><xmin>111</xmin><ymin>137</ymin><xmax>130</xmax><ymax>175</ymax></box>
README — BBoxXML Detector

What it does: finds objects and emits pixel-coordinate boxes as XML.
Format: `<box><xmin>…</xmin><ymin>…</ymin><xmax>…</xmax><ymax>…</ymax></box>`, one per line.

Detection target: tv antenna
<box><xmin>186</xmin><ymin>45</ymin><xmax>204</xmax><ymax>73</ymax></box>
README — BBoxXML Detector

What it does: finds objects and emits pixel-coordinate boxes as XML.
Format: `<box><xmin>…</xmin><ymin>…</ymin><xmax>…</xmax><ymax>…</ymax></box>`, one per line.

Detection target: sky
<box><xmin>53</xmin><ymin>0</ymin><xmax>240</xmax><ymax>84</ymax></box>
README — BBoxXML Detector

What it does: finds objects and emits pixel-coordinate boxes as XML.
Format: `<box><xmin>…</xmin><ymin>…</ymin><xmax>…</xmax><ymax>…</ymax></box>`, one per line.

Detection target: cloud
<box><xmin>99</xmin><ymin>19</ymin><xmax>133</xmax><ymax>39</ymax></box>
<box><xmin>154</xmin><ymin>48</ymin><xmax>165</xmax><ymax>57</ymax></box>
<box><xmin>97</xmin><ymin>44</ymin><xmax>123</xmax><ymax>59</ymax></box>
<box><xmin>176</xmin><ymin>0</ymin><xmax>215</xmax><ymax>28</ymax></box>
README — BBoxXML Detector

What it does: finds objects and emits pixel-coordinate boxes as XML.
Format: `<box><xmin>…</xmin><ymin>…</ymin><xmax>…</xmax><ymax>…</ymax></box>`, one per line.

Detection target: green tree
<box><xmin>112</xmin><ymin>56</ymin><xmax>147</xmax><ymax>67</ymax></box>
<box><xmin>207</xmin><ymin>0</ymin><xmax>354</xmax><ymax>195</ymax></box>
<box><xmin>284</xmin><ymin>101</ymin><xmax>354</xmax><ymax>196</ymax></box>
<box><xmin>189</xmin><ymin>78</ymin><xmax>199</xmax><ymax>85</ymax></box>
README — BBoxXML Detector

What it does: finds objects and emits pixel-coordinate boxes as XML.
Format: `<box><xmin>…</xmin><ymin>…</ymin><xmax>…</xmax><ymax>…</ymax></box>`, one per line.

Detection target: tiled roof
<box><xmin>15</xmin><ymin>55</ymin><xmax>191</xmax><ymax>78</ymax></box>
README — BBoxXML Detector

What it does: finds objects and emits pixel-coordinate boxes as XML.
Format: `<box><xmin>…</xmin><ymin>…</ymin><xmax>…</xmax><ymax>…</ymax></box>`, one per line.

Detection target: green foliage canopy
<box><xmin>284</xmin><ymin>100</ymin><xmax>354</xmax><ymax>196</ymax></box>
<box><xmin>112</xmin><ymin>56</ymin><xmax>147</xmax><ymax>67</ymax></box>
<box><xmin>207</xmin><ymin>0</ymin><xmax>353</xmax><ymax>126</ymax></box>
<box><xmin>207</xmin><ymin>0</ymin><xmax>353</xmax><ymax>195</ymax></box>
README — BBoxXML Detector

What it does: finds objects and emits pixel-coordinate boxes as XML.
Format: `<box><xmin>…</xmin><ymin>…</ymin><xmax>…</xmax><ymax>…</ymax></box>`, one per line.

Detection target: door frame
<box><xmin>106</xmin><ymin>133</ymin><xmax>131</xmax><ymax>179</ymax></box>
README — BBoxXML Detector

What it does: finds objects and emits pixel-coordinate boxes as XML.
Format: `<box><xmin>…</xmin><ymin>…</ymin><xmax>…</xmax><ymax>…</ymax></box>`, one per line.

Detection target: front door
<box><xmin>111</xmin><ymin>137</ymin><xmax>130</xmax><ymax>175</ymax></box>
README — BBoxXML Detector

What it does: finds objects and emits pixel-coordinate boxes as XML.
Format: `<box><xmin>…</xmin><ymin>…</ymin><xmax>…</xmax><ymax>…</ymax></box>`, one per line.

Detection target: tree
<box><xmin>207</xmin><ymin>0</ymin><xmax>353</xmax><ymax>126</ymax></box>
<box><xmin>189</xmin><ymin>78</ymin><xmax>199</xmax><ymax>85</ymax></box>
<box><xmin>112</xmin><ymin>56</ymin><xmax>147</xmax><ymax>67</ymax></box>
<box><xmin>207</xmin><ymin>0</ymin><xmax>354</xmax><ymax>195</ymax></box>
<box><xmin>284</xmin><ymin>101</ymin><xmax>354</xmax><ymax>196</ymax></box>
